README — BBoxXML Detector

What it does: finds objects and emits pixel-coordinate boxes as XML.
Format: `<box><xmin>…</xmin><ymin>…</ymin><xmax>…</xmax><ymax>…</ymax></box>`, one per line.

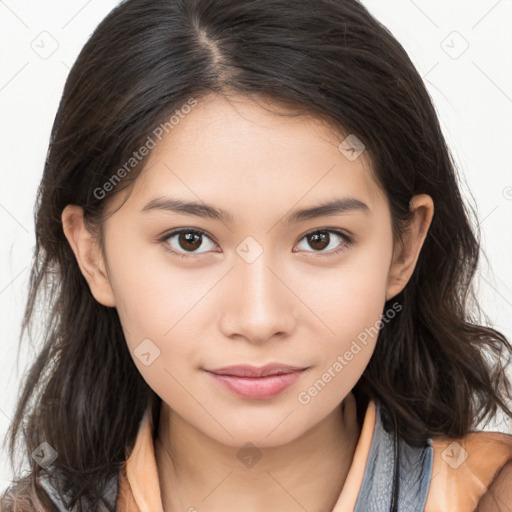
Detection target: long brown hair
<box><xmin>2</xmin><ymin>0</ymin><xmax>511</xmax><ymax>510</ymax></box>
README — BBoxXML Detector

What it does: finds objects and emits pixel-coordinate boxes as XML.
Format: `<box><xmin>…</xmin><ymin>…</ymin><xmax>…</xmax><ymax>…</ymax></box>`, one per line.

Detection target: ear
<box><xmin>386</xmin><ymin>194</ymin><xmax>434</xmax><ymax>301</ymax></box>
<box><xmin>61</xmin><ymin>204</ymin><xmax>116</xmax><ymax>307</ymax></box>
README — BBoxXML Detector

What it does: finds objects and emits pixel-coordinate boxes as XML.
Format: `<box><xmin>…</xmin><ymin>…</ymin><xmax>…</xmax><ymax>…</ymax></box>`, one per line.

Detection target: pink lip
<box><xmin>206</xmin><ymin>363</ymin><xmax>307</xmax><ymax>377</ymax></box>
<box><xmin>204</xmin><ymin>364</ymin><xmax>308</xmax><ymax>399</ymax></box>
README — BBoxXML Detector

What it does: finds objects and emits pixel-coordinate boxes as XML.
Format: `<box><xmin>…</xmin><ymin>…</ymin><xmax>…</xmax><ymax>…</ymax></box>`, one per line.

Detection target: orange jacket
<box><xmin>116</xmin><ymin>400</ymin><xmax>512</xmax><ymax>512</ymax></box>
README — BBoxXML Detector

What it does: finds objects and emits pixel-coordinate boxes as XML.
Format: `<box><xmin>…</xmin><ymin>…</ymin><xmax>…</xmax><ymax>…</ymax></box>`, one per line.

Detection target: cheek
<box><xmin>105</xmin><ymin>238</ymin><xmax>219</xmax><ymax>383</ymax></box>
<box><xmin>301</xmin><ymin>231</ymin><xmax>393</xmax><ymax>342</ymax></box>
<box><xmin>296</xmin><ymin>230</ymin><xmax>394</xmax><ymax>388</ymax></box>
<box><xmin>106</xmin><ymin>231</ymin><xmax>208</xmax><ymax>336</ymax></box>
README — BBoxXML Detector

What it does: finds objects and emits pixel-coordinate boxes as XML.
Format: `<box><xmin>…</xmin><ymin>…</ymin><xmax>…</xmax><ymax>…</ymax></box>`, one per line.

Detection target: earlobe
<box><xmin>61</xmin><ymin>204</ymin><xmax>116</xmax><ymax>307</ymax></box>
<box><xmin>386</xmin><ymin>194</ymin><xmax>434</xmax><ymax>301</ymax></box>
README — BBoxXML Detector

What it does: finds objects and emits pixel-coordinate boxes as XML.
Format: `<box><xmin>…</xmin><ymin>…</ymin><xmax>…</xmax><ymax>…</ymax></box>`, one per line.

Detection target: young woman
<box><xmin>2</xmin><ymin>0</ymin><xmax>512</xmax><ymax>511</ymax></box>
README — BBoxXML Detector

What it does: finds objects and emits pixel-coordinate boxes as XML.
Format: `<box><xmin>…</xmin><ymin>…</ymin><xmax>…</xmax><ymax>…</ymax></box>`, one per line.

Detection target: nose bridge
<box><xmin>221</xmin><ymin>234</ymin><xmax>295</xmax><ymax>342</ymax></box>
<box><xmin>236</xmin><ymin>234</ymin><xmax>282</xmax><ymax>309</ymax></box>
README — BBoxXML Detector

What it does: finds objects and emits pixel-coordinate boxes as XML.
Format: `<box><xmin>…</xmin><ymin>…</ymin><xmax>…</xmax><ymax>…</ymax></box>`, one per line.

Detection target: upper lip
<box><xmin>205</xmin><ymin>363</ymin><xmax>307</xmax><ymax>378</ymax></box>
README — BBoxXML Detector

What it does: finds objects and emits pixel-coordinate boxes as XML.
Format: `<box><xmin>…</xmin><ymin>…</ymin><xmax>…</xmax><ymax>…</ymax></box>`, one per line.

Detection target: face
<box><xmin>64</xmin><ymin>93</ymin><xmax>430</xmax><ymax>448</ymax></box>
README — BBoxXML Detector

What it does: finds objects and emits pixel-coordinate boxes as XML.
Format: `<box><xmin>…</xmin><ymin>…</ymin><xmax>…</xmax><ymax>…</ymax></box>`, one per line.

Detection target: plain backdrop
<box><xmin>1</xmin><ymin>0</ymin><xmax>512</xmax><ymax>490</ymax></box>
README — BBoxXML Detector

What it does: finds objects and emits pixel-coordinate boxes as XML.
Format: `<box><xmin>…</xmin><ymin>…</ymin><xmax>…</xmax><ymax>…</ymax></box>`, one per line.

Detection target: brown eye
<box><xmin>162</xmin><ymin>229</ymin><xmax>217</xmax><ymax>256</ymax></box>
<box><xmin>295</xmin><ymin>229</ymin><xmax>351</xmax><ymax>256</ymax></box>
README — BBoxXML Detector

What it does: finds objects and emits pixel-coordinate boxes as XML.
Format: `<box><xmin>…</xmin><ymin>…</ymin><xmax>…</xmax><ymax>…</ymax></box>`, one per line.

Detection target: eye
<box><xmin>160</xmin><ymin>228</ymin><xmax>218</xmax><ymax>258</ymax></box>
<box><xmin>159</xmin><ymin>227</ymin><xmax>352</xmax><ymax>259</ymax></box>
<box><xmin>294</xmin><ymin>229</ymin><xmax>351</xmax><ymax>257</ymax></box>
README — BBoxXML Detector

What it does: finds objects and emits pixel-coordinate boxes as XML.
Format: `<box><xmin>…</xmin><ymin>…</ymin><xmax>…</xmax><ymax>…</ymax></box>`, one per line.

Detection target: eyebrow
<box><xmin>141</xmin><ymin>196</ymin><xmax>370</xmax><ymax>224</ymax></box>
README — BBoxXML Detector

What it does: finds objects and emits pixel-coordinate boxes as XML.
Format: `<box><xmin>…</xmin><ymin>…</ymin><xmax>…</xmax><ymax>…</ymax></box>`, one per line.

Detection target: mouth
<box><xmin>205</xmin><ymin>363</ymin><xmax>308</xmax><ymax>378</ymax></box>
<box><xmin>203</xmin><ymin>364</ymin><xmax>309</xmax><ymax>399</ymax></box>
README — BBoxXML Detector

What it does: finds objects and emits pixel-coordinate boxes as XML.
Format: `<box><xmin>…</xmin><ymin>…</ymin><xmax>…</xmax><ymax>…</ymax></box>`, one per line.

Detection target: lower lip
<box><xmin>205</xmin><ymin>370</ymin><xmax>306</xmax><ymax>399</ymax></box>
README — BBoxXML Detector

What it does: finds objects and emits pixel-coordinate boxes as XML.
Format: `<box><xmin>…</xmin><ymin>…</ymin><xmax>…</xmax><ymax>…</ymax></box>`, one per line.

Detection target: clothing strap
<box><xmin>354</xmin><ymin>400</ymin><xmax>433</xmax><ymax>511</ymax></box>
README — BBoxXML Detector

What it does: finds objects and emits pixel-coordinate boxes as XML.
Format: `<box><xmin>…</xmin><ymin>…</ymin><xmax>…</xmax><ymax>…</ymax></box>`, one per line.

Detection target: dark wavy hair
<box><xmin>2</xmin><ymin>0</ymin><xmax>512</xmax><ymax>510</ymax></box>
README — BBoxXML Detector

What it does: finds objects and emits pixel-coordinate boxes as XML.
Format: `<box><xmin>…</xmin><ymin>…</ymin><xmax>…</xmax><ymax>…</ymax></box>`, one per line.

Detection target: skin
<box><xmin>476</xmin><ymin>459</ymin><xmax>512</xmax><ymax>511</ymax></box>
<box><xmin>62</xmin><ymin>93</ymin><xmax>434</xmax><ymax>512</ymax></box>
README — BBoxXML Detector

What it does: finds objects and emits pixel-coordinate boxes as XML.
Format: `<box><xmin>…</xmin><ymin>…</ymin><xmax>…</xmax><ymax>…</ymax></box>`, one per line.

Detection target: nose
<box><xmin>218</xmin><ymin>247</ymin><xmax>298</xmax><ymax>345</ymax></box>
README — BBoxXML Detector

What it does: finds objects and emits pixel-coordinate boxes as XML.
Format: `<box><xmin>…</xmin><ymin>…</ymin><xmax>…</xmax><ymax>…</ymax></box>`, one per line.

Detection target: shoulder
<box><xmin>475</xmin><ymin>457</ymin><xmax>512</xmax><ymax>511</ymax></box>
<box><xmin>425</xmin><ymin>430</ymin><xmax>512</xmax><ymax>512</ymax></box>
<box><xmin>0</xmin><ymin>474</ymin><xmax>57</xmax><ymax>512</ymax></box>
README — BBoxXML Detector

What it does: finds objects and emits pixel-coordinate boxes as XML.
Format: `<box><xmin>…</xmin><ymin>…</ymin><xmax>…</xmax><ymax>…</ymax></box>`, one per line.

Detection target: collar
<box><xmin>119</xmin><ymin>396</ymin><xmax>376</xmax><ymax>512</ymax></box>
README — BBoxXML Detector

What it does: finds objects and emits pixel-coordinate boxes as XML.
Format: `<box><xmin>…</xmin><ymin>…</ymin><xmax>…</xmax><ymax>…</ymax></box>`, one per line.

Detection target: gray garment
<box><xmin>354</xmin><ymin>400</ymin><xmax>433</xmax><ymax>511</ymax></box>
<box><xmin>37</xmin><ymin>401</ymin><xmax>433</xmax><ymax>511</ymax></box>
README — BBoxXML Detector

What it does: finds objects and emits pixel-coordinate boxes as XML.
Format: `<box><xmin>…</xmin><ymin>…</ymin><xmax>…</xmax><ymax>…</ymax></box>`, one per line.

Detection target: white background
<box><xmin>1</xmin><ymin>0</ymin><xmax>511</xmax><ymax>490</ymax></box>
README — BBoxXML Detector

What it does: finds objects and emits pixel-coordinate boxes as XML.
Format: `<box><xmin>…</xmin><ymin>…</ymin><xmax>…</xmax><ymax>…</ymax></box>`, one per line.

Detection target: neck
<box><xmin>155</xmin><ymin>393</ymin><xmax>362</xmax><ymax>512</ymax></box>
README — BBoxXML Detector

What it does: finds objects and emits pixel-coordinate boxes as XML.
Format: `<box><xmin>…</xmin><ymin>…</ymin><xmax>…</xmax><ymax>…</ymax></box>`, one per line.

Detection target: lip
<box><xmin>204</xmin><ymin>364</ymin><xmax>308</xmax><ymax>400</ymax></box>
<box><xmin>205</xmin><ymin>363</ymin><xmax>307</xmax><ymax>377</ymax></box>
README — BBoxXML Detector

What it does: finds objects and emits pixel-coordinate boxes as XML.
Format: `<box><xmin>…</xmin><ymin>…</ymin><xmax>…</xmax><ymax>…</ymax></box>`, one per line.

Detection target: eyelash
<box><xmin>158</xmin><ymin>228</ymin><xmax>352</xmax><ymax>259</ymax></box>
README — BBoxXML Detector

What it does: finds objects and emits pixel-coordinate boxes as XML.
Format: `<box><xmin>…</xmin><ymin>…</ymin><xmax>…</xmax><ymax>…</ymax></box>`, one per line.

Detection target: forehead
<box><xmin>108</xmin><ymin>93</ymin><xmax>388</xmax><ymax>220</ymax></box>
